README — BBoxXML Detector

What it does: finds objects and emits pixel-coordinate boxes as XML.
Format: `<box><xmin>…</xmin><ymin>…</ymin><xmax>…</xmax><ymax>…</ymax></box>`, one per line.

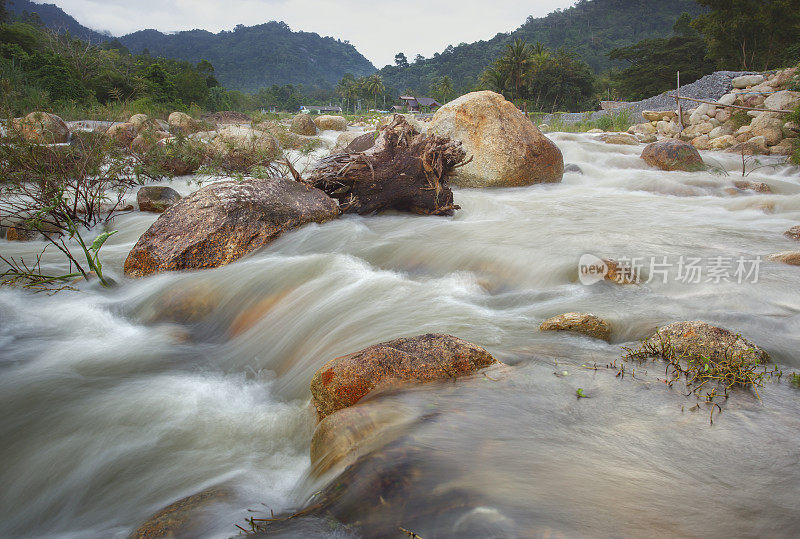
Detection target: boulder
<box><xmin>130</xmin><ymin>130</ymin><xmax>170</xmax><ymax>152</ymax></box>
<box><xmin>17</xmin><ymin>112</ymin><xmax>70</xmax><ymax>143</ymax></box>
<box><xmin>642</xmin><ymin>110</ymin><xmax>671</xmax><ymax>122</ymax></box>
<box><xmin>708</xmin><ymin>124</ymin><xmax>734</xmax><ymax>139</ymax></box>
<box><xmin>428</xmin><ymin>91</ymin><xmax>564</xmax><ymax>187</ymax></box>
<box><xmin>641</xmin><ymin>139</ymin><xmax>705</xmax><ymax>172</ymax></box>
<box><xmin>733</xmin><ymin>180</ymin><xmax>771</xmax><ymax>193</ymax></box>
<box><xmin>656</xmin><ymin>120</ymin><xmax>680</xmax><ymax>136</ymax></box>
<box><xmin>750</xmin><ymin>113</ymin><xmax>785</xmax><ymax>146</ymax></box>
<box><xmin>784</xmin><ymin>226</ymin><xmax>800</xmax><ymax>240</ymax></box>
<box><xmin>718</xmin><ymin>93</ymin><xmax>737</xmax><ymax>106</ymax></box>
<box><xmin>564</xmin><ymin>163</ymin><xmax>583</xmax><ymax>174</ymax></box>
<box><xmin>631</xmin><ymin>122</ymin><xmax>657</xmax><ymax>136</ymax></box>
<box><xmin>331</xmin><ymin>131</ymin><xmax>361</xmax><ymax>152</ymax></box>
<box><xmin>137</xmin><ymin>186</ymin><xmax>182</xmax><ymax>213</ymax></box>
<box><xmin>683</xmin><ymin>121</ymin><xmax>714</xmax><ymax>139</ymax></box>
<box><xmin>770</xmin><ymin>139</ymin><xmax>794</xmax><ymax>155</ymax></box>
<box><xmin>601</xmin><ymin>133</ymin><xmax>639</xmax><ymax>145</ymax></box>
<box><xmin>129</xmin><ymin>487</ymin><xmax>231</xmax><ymax>539</ymax></box>
<box><xmin>168</xmin><ymin>112</ymin><xmax>202</xmax><ymax>135</ymax></box>
<box><xmin>715</xmin><ymin>109</ymin><xmax>732</xmax><ymax>123</ymax></box>
<box><xmin>769</xmin><ymin>251</ymin><xmax>800</xmax><ymax>265</ymax></box>
<box><xmin>123</xmin><ymin>177</ymin><xmax>339</xmax><ymax>277</ymax></box>
<box><xmin>210</xmin><ymin>125</ymin><xmax>280</xmax><ymax>158</ymax></box>
<box><xmin>106</xmin><ymin>122</ymin><xmax>138</xmax><ymax>147</ymax></box>
<box><xmin>540</xmin><ymin>312</ymin><xmax>611</xmax><ymax>341</ymax></box>
<box><xmin>129</xmin><ymin>114</ymin><xmax>149</xmax><ymax>131</ymax></box>
<box><xmin>691</xmin><ymin>135</ymin><xmax>710</xmax><ymax>150</ymax></box>
<box><xmin>709</xmin><ymin>135</ymin><xmax>736</xmax><ymax>150</ymax></box>
<box><xmin>783</xmin><ymin>121</ymin><xmax>799</xmax><ymax>138</ymax></box>
<box><xmin>643</xmin><ymin>321</ymin><xmax>769</xmax><ymax>366</ymax></box>
<box><xmin>310</xmin><ymin>333</ymin><xmax>497</xmax><ymax>420</ymax></box>
<box><xmin>763</xmin><ymin>90</ymin><xmax>800</xmax><ymax>112</ymax></box>
<box><xmin>732</xmin><ymin>74</ymin><xmax>765</xmax><ymax>89</ymax></box>
<box><xmin>314</xmin><ymin>115</ymin><xmax>348</xmax><ymax>131</ymax></box>
<box><xmin>727</xmin><ymin>136</ymin><xmax>769</xmax><ymax>155</ymax></box>
<box><xmin>290</xmin><ymin>113</ymin><xmax>317</xmax><ymax>135</ymax></box>
<box><xmin>770</xmin><ymin>67</ymin><xmax>797</xmax><ymax>89</ymax></box>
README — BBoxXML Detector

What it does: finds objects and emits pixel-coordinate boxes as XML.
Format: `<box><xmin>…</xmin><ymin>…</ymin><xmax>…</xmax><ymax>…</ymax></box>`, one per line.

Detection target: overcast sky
<box><xmin>48</xmin><ymin>0</ymin><xmax>577</xmax><ymax>67</ymax></box>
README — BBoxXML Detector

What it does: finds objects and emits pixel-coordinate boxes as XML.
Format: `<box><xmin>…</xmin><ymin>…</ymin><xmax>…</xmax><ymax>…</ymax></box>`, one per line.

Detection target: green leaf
<box><xmin>90</xmin><ymin>230</ymin><xmax>117</xmax><ymax>252</ymax></box>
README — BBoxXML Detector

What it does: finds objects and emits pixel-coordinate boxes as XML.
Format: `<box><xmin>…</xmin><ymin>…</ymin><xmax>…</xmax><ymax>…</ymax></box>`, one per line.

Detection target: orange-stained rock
<box><xmin>15</xmin><ymin>112</ymin><xmax>70</xmax><ymax>143</ymax></box>
<box><xmin>123</xmin><ymin>177</ymin><xmax>339</xmax><ymax>277</ymax></box>
<box><xmin>540</xmin><ymin>312</ymin><xmax>611</xmax><ymax>341</ymax></box>
<box><xmin>310</xmin><ymin>334</ymin><xmax>497</xmax><ymax>420</ymax></box>
<box><xmin>768</xmin><ymin>251</ymin><xmax>800</xmax><ymax>266</ymax></box>
<box><xmin>228</xmin><ymin>290</ymin><xmax>290</xmax><ymax>337</ymax></box>
<box><xmin>642</xmin><ymin>321</ymin><xmax>769</xmax><ymax>366</ymax></box>
<box><xmin>641</xmin><ymin>139</ymin><xmax>705</xmax><ymax>172</ymax></box>
<box><xmin>428</xmin><ymin>91</ymin><xmax>563</xmax><ymax>187</ymax></box>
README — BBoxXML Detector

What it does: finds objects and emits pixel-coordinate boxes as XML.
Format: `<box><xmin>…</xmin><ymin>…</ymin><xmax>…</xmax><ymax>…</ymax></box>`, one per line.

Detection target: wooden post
<box><xmin>676</xmin><ymin>71</ymin><xmax>683</xmax><ymax>132</ymax></box>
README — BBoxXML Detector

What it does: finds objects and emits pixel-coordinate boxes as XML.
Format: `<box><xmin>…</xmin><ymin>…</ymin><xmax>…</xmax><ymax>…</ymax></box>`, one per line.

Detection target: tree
<box><xmin>362</xmin><ymin>73</ymin><xmax>385</xmax><ymax>110</ymax></box>
<box><xmin>432</xmin><ymin>75</ymin><xmax>454</xmax><ymax>104</ymax></box>
<box><xmin>0</xmin><ymin>0</ymin><xmax>8</xmax><ymax>24</ymax></box>
<box><xmin>692</xmin><ymin>0</ymin><xmax>800</xmax><ymax>70</ymax></box>
<box><xmin>609</xmin><ymin>14</ymin><xmax>714</xmax><ymax>101</ymax></box>
<box><xmin>496</xmin><ymin>39</ymin><xmax>536</xmax><ymax>102</ymax></box>
<box><xmin>414</xmin><ymin>54</ymin><xmax>425</xmax><ymax>63</ymax></box>
<box><xmin>394</xmin><ymin>52</ymin><xmax>409</xmax><ymax>68</ymax></box>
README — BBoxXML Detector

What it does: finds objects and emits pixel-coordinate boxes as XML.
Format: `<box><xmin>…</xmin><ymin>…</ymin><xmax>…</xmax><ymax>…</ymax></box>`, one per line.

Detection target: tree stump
<box><xmin>305</xmin><ymin>115</ymin><xmax>467</xmax><ymax>215</ymax></box>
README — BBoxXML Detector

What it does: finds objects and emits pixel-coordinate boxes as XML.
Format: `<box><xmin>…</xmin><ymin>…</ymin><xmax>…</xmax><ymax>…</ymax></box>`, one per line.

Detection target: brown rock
<box><xmin>784</xmin><ymin>226</ymin><xmax>800</xmax><ymax>240</ymax></box>
<box><xmin>540</xmin><ymin>312</ymin><xmax>611</xmax><ymax>341</ymax></box>
<box><xmin>106</xmin><ymin>122</ymin><xmax>138</xmax><ymax>147</ymax></box>
<box><xmin>124</xmin><ymin>177</ymin><xmax>339</xmax><ymax>277</ymax></box>
<box><xmin>727</xmin><ymin>136</ymin><xmax>770</xmax><ymax>155</ymax></box>
<box><xmin>137</xmin><ymin>186</ymin><xmax>182</xmax><ymax>213</ymax></box>
<box><xmin>310</xmin><ymin>334</ymin><xmax>497</xmax><ymax>420</ymax></box>
<box><xmin>314</xmin><ymin>115</ymin><xmax>348</xmax><ymax>131</ymax></box>
<box><xmin>768</xmin><ymin>251</ymin><xmax>800</xmax><ymax>266</ymax></box>
<box><xmin>428</xmin><ymin>91</ymin><xmax>564</xmax><ymax>187</ymax></box>
<box><xmin>168</xmin><ymin>112</ymin><xmax>202</xmax><ymax>135</ymax></box>
<box><xmin>16</xmin><ymin>112</ymin><xmax>70</xmax><ymax>143</ymax></box>
<box><xmin>733</xmin><ymin>180</ymin><xmax>772</xmax><ymax>193</ymax></box>
<box><xmin>601</xmin><ymin>133</ymin><xmax>640</xmax><ymax>145</ymax></box>
<box><xmin>290</xmin><ymin>113</ymin><xmax>317</xmax><ymax>136</ymax></box>
<box><xmin>129</xmin><ymin>487</ymin><xmax>231</xmax><ymax>539</ymax></box>
<box><xmin>643</xmin><ymin>321</ymin><xmax>769</xmax><ymax>366</ymax></box>
<box><xmin>641</xmin><ymin>139</ymin><xmax>705</xmax><ymax>172</ymax></box>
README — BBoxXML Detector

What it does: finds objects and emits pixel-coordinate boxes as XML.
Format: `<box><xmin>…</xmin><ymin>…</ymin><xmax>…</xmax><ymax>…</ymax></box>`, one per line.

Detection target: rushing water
<box><xmin>2</xmin><ymin>131</ymin><xmax>800</xmax><ymax>537</ymax></box>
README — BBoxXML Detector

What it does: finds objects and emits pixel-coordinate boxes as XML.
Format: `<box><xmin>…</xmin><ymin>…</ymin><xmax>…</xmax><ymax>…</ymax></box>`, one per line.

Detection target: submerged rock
<box><xmin>290</xmin><ymin>113</ymin><xmax>317</xmax><ymax>136</ymax></box>
<box><xmin>641</xmin><ymin>139</ymin><xmax>705</xmax><ymax>172</ymax></box>
<box><xmin>642</xmin><ymin>321</ymin><xmax>769</xmax><ymax>366</ymax></box>
<box><xmin>784</xmin><ymin>226</ymin><xmax>800</xmax><ymax>240</ymax></box>
<box><xmin>310</xmin><ymin>334</ymin><xmax>497</xmax><ymax>420</ymax></box>
<box><xmin>136</xmin><ymin>186</ymin><xmax>182</xmax><ymax>213</ymax></box>
<box><xmin>129</xmin><ymin>487</ymin><xmax>231</xmax><ymax>539</ymax></box>
<box><xmin>768</xmin><ymin>251</ymin><xmax>800</xmax><ymax>266</ymax></box>
<box><xmin>428</xmin><ymin>91</ymin><xmax>564</xmax><ymax>187</ymax></box>
<box><xmin>123</xmin><ymin>178</ymin><xmax>338</xmax><ymax>277</ymax></box>
<box><xmin>540</xmin><ymin>313</ymin><xmax>611</xmax><ymax>342</ymax></box>
<box><xmin>601</xmin><ymin>133</ymin><xmax>639</xmax><ymax>145</ymax></box>
<box><xmin>564</xmin><ymin>163</ymin><xmax>583</xmax><ymax>175</ymax></box>
<box><xmin>733</xmin><ymin>180</ymin><xmax>772</xmax><ymax>194</ymax></box>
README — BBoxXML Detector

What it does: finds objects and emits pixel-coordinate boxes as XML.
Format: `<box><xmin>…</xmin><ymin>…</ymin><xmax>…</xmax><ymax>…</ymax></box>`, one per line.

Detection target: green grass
<box><xmin>534</xmin><ymin>108</ymin><xmax>634</xmax><ymax>133</ymax></box>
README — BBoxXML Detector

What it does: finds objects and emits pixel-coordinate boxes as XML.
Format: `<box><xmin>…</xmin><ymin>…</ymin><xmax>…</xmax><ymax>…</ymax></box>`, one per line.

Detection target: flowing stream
<box><xmin>2</xmin><ymin>132</ymin><xmax>800</xmax><ymax>537</ymax></box>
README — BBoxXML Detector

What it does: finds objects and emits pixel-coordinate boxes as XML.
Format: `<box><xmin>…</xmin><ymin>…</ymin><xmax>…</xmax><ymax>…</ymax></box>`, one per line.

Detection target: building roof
<box><xmin>416</xmin><ymin>97</ymin><xmax>442</xmax><ymax>107</ymax></box>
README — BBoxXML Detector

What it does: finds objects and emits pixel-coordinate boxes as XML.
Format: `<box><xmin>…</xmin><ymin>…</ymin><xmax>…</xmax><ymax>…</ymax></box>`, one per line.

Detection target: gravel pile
<box><xmin>544</xmin><ymin>71</ymin><xmax>758</xmax><ymax>125</ymax></box>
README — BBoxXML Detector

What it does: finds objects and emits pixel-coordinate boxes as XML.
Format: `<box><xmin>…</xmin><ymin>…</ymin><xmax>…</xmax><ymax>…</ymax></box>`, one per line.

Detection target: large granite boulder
<box><xmin>210</xmin><ymin>125</ymin><xmax>280</xmax><ymax>158</ymax></box>
<box><xmin>641</xmin><ymin>139</ymin><xmax>705</xmax><ymax>172</ymax></box>
<box><xmin>428</xmin><ymin>91</ymin><xmax>564</xmax><ymax>187</ymax></box>
<box><xmin>124</xmin><ymin>178</ymin><xmax>338</xmax><ymax>277</ymax></box>
<box><xmin>290</xmin><ymin>113</ymin><xmax>317</xmax><ymax>135</ymax></box>
<box><xmin>310</xmin><ymin>334</ymin><xmax>497</xmax><ymax>420</ymax></box>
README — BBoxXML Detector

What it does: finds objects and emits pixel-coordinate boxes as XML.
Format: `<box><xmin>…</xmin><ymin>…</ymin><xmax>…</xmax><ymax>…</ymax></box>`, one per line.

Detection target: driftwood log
<box><xmin>305</xmin><ymin>115</ymin><xmax>467</xmax><ymax>216</ymax></box>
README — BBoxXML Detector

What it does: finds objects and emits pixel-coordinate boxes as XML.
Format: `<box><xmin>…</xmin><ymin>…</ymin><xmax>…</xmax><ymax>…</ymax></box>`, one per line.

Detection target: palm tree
<box><xmin>435</xmin><ymin>75</ymin><xmax>454</xmax><ymax>103</ymax></box>
<box><xmin>362</xmin><ymin>74</ymin><xmax>385</xmax><ymax>110</ymax></box>
<box><xmin>496</xmin><ymin>39</ymin><xmax>535</xmax><ymax>102</ymax></box>
<box><xmin>479</xmin><ymin>66</ymin><xmax>507</xmax><ymax>95</ymax></box>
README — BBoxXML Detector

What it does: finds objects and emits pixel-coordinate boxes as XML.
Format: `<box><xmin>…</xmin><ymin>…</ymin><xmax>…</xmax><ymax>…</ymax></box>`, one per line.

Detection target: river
<box><xmin>1</xmin><ymin>132</ymin><xmax>799</xmax><ymax>537</ymax></box>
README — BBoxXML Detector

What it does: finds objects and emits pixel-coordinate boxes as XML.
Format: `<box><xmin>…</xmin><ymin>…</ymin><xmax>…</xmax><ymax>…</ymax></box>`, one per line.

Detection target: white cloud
<box><xmin>49</xmin><ymin>0</ymin><xmax>576</xmax><ymax>67</ymax></box>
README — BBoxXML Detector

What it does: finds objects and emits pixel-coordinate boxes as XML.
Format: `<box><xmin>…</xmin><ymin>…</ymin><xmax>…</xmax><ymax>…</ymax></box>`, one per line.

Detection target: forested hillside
<box><xmin>6</xmin><ymin>0</ymin><xmax>107</xmax><ymax>42</ymax></box>
<box><xmin>381</xmin><ymin>0</ymin><xmax>706</xmax><ymax>95</ymax></box>
<box><xmin>118</xmin><ymin>23</ymin><xmax>376</xmax><ymax>92</ymax></box>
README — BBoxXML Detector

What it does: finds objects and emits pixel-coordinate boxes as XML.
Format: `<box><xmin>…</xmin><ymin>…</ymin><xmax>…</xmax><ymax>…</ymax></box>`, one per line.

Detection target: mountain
<box><xmin>6</xmin><ymin>0</ymin><xmax>109</xmax><ymax>42</ymax></box>
<box><xmin>380</xmin><ymin>0</ymin><xmax>707</xmax><ymax>94</ymax></box>
<box><xmin>117</xmin><ymin>23</ymin><xmax>376</xmax><ymax>93</ymax></box>
<box><xmin>5</xmin><ymin>1</ymin><xmax>376</xmax><ymax>93</ymax></box>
